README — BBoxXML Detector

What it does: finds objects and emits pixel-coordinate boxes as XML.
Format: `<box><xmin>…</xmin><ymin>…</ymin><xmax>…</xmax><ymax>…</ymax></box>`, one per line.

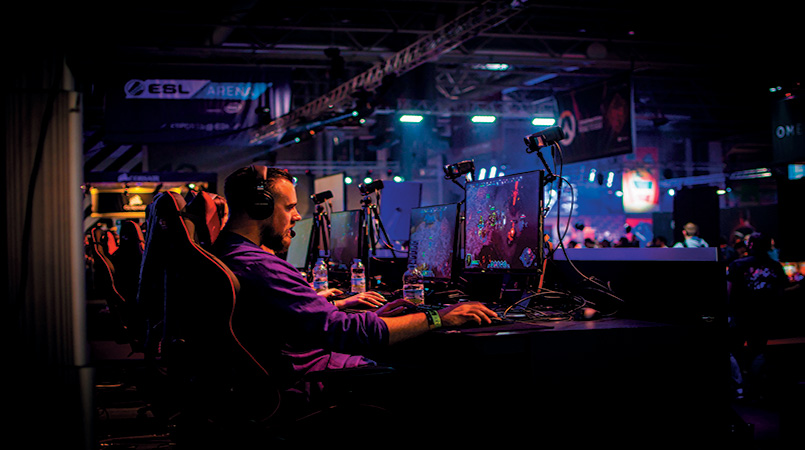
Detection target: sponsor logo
<box><xmin>125</xmin><ymin>79</ymin><xmax>270</xmax><ymax>100</ymax></box>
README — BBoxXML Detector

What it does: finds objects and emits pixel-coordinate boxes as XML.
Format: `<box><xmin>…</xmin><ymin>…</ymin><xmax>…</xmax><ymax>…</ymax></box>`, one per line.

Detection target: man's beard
<box><xmin>261</xmin><ymin>228</ymin><xmax>290</xmax><ymax>254</ymax></box>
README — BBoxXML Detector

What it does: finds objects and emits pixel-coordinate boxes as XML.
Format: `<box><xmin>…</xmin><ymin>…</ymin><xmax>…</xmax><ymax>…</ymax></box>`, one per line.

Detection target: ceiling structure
<box><xmin>32</xmin><ymin>1</ymin><xmax>799</xmax><ymax>161</ymax></box>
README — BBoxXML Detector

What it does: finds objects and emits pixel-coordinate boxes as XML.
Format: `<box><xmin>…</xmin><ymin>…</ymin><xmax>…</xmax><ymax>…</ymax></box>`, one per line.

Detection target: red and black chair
<box><xmin>88</xmin><ymin>226</ymin><xmax>131</xmax><ymax>348</ymax></box>
<box><xmin>137</xmin><ymin>191</ymin><xmax>283</xmax><ymax>444</ymax></box>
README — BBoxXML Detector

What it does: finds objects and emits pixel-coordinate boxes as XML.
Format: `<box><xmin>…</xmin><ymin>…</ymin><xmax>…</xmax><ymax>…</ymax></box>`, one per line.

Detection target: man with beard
<box><xmin>213</xmin><ymin>165</ymin><xmax>498</xmax><ymax>422</ymax></box>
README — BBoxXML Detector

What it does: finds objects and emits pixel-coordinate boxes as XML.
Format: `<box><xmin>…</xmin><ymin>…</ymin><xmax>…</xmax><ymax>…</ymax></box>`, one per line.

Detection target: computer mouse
<box><xmin>576</xmin><ymin>307</ymin><xmax>601</xmax><ymax>321</ymax></box>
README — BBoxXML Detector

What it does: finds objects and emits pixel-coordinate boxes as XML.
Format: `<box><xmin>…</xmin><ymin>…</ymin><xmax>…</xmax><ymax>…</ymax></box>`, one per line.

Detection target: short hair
<box><xmin>683</xmin><ymin>222</ymin><xmax>699</xmax><ymax>236</ymax></box>
<box><xmin>223</xmin><ymin>165</ymin><xmax>294</xmax><ymax>214</ymax></box>
<box><xmin>747</xmin><ymin>232</ymin><xmax>772</xmax><ymax>255</ymax></box>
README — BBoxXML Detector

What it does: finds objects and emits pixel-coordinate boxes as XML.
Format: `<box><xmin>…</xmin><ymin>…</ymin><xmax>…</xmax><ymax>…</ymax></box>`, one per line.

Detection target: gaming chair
<box><xmin>89</xmin><ymin>226</ymin><xmax>131</xmax><ymax>347</ymax></box>
<box><xmin>137</xmin><ymin>190</ymin><xmax>284</xmax><ymax>444</ymax></box>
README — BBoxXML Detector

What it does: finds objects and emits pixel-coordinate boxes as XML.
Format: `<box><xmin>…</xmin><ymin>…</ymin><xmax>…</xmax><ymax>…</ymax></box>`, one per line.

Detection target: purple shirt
<box><xmin>213</xmin><ymin>230</ymin><xmax>389</xmax><ymax>400</ymax></box>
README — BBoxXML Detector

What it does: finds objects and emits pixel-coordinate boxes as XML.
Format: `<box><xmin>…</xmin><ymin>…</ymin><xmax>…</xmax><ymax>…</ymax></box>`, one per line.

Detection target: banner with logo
<box><xmin>622</xmin><ymin>147</ymin><xmax>660</xmax><ymax>213</ymax></box>
<box><xmin>772</xmin><ymin>95</ymin><xmax>803</xmax><ymax>165</ymax></box>
<box><xmin>555</xmin><ymin>73</ymin><xmax>635</xmax><ymax>164</ymax></box>
<box><xmin>104</xmin><ymin>66</ymin><xmax>292</xmax><ymax>145</ymax></box>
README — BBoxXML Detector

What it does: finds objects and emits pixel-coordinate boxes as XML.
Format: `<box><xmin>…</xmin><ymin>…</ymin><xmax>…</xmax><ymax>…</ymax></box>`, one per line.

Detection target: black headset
<box><xmin>246</xmin><ymin>165</ymin><xmax>275</xmax><ymax>220</ymax></box>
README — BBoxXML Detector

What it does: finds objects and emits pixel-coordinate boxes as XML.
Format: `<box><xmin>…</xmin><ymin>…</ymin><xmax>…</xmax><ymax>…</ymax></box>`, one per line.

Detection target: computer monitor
<box><xmin>407</xmin><ymin>203</ymin><xmax>459</xmax><ymax>281</ymax></box>
<box><xmin>286</xmin><ymin>217</ymin><xmax>314</xmax><ymax>270</ymax></box>
<box><xmin>328</xmin><ymin>209</ymin><xmax>363</xmax><ymax>271</ymax></box>
<box><xmin>464</xmin><ymin>169</ymin><xmax>545</xmax><ymax>273</ymax></box>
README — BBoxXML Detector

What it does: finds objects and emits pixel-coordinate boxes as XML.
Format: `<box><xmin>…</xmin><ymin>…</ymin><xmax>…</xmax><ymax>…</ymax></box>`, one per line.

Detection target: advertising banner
<box><xmin>555</xmin><ymin>73</ymin><xmax>635</xmax><ymax>164</ymax></box>
<box><xmin>104</xmin><ymin>66</ymin><xmax>292</xmax><ymax>145</ymax></box>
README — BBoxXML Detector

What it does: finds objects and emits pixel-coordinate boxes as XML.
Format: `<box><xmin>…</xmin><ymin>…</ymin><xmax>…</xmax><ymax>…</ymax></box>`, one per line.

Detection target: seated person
<box><xmin>213</xmin><ymin>165</ymin><xmax>497</xmax><ymax>412</ymax></box>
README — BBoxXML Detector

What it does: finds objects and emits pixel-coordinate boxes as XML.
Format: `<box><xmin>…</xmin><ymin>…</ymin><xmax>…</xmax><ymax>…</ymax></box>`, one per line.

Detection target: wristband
<box><xmin>424</xmin><ymin>310</ymin><xmax>442</xmax><ymax>329</ymax></box>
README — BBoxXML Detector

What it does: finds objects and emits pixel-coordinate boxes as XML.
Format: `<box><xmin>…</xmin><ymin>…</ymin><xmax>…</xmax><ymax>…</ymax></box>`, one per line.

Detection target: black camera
<box><xmin>444</xmin><ymin>160</ymin><xmax>475</xmax><ymax>180</ymax></box>
<box><xmin>310</xmin><ymin>190</ymin><xmax>333</xmax><ymax>205</ymax></box>
<box><xmin>524</xmin><ymin>126</ymin><xmax>565</xmax><ymax>152</ymax></box>
<box><xmin>358</xmin><ymin>179</ymin><xmax>384</xmax><ymax>195</ymax></box>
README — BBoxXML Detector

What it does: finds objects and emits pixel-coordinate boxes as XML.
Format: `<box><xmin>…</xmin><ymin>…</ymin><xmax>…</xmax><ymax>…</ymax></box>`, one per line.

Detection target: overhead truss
<box><xmin>249</xmin><ymin>0</ymin><xmax>530</xmax><ymax>146</ymax></box>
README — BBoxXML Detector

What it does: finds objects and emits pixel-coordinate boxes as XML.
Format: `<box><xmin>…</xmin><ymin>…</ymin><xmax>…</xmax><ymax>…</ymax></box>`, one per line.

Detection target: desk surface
<box><xmin>374</xmin><ymin>316</ymin><xmax>727</xmax><ymax>445</ymax></box>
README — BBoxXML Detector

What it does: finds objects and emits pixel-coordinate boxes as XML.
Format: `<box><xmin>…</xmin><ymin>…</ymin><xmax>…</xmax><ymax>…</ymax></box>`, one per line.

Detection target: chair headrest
<box><xmin>118</xmin><ymin>219</ymin><xmax>145</xmax><ymax>252</ymax></box>
<box><xmin>183</xmin><ymin>191</ymin><xmax>226</xmax><ymax>247</ymax></box>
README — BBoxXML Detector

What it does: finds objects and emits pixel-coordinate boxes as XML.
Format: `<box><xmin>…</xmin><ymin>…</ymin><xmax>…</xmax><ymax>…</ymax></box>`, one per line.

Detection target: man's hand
<box><xmin>333</xmin><ymin>291</ymin><xmax>387</xmax><ymax>310</ymax></box>
<box><xmin>437</xmin><ymin>302</ymin><xmax>498</xmax><ymax>327</ymax></box>
<box><xmin>375</xmin><ymin>298</ymin><xmax>416</xmax><ymax>317</ymax></box>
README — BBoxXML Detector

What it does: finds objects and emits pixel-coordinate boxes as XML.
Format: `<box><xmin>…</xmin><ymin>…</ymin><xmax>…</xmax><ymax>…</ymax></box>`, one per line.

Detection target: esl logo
<box><xmin>124</xmin><ymin>79</ymin><xmax>210</xmax><ymax>99</ymax></box>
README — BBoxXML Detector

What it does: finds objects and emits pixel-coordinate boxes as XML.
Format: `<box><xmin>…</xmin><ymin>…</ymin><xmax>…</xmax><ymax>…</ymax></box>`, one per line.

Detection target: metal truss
<box><xmin>249</xmin><ymin>0</ymin><xmax>529</xmax><ymax>146</ymax></box>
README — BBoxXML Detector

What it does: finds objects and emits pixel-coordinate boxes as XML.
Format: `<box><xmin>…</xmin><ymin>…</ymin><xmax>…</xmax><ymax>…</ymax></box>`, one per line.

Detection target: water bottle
<box><xmin>313</xmin><ymin>257</ymin><xmax>328</xmax><ymax>292</ymax></box>
<box><xmin>402</xmin><ymin>264</ymin><xmax>424</xmax><ymax>305</ymax></box>
<box><xmin>350</xmin><ymin>258</ymin><xmax>366</xmax><ymax>294</ymax></box>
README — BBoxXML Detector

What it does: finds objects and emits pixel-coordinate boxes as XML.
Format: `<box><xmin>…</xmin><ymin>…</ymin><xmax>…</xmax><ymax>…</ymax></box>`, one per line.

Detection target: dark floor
<box><xmin>88</xmin><ymin>337</ymin><xmax>805</xmax><ymax>450</ymax></box>
<box><xmin>85</xmin><ymin>296</ymin><xmax>805</xmax><ymax>449</ymax></box>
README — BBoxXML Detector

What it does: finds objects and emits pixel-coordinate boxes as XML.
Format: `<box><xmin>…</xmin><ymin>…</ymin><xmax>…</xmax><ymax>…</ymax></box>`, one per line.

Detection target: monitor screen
<box><xmin>407</xmin><ymin>203</ymin><xmax>459</xmax><ymax>281</ymax></box>
<box><xmin>328</xmin><ymin>210</ymin><xmax>363</xmax><ymax>270</ymax></box>
<box><xmin>464</xmin><ymin>170</ymin><xmax>544</xmax><ymax>272</ymax></box>
<box><xmin>286</xmin><ymin>217</ymin><xmax>313</xmax><ymax>270</ymax></box>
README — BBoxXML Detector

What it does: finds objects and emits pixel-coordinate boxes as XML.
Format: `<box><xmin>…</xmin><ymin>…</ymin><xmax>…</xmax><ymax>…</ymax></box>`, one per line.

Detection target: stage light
<box><xmin>478</xmin><ymin>168</ymin><xmax>487</xmax><ymax>180</ymax></box>
<box><xmin>532</xmin><ymin>117</ymin><xmax>556</xmax><ymax>126</ymax></box>
<box><xmin>393</xmin><ymin>175</ymin><xmax>404</xmax><ymax>182</ymax></box>
<box><xmin>489</xmin><ymin>166</ymin><xmax>497</xmax><ymax>178</ymax></box>
<box><xmin>400</xmin><ymin>115</ymin><xmax>424</xmax><ymax>123</ymax></box>
<box><xmin>344</xmin><ymin>176</ymin><xmax>353</xmax><ymax>184</ymax></box>
<box><xmin>589</xmin><ymin>168</ymin><xmax>597</xmax><ymax>183</ymax></box>
<box><xmin>363</xmin><ymin>176</ymin><xmax>373</xmax><ymax>185</ymax></box>
<box><xmin>668</xmin><ymin>188</ymin><xmax>676</xmax><ymax>196</ymax></box>
<box><xmin>606</xmin><ymin>171</ymin><xmax>615</xmax><ymax>188</ymax></box>
<box><xmin>471</xmin><ymin>115</ymin><xmax>496</xmax><ymax>123</ymax></box>
<box><xmin>472</xmin><ymin>63</ymin><xmax>510</xmax><ymax>71</ymax></box>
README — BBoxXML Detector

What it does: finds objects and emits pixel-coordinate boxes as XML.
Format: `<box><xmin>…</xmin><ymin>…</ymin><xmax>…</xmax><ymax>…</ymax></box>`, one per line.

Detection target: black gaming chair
<box><xmin>110</xmin><ymin>220</ymin><xmax>145</xmax><ymax>351</ymax></box>
<box><xmin>140</xmin><ymin>190</ymin><xmax>397</xmax><ymax>445</ymax></box>
<box><xmin>89</xmin><ymin>226</ymin><xmax>131</xmax><ymax>347</ymax></box>
<box><xmin>137</xmin><ymin>191</ymin><xmax>285</xmax><ymax>445</ymax></box>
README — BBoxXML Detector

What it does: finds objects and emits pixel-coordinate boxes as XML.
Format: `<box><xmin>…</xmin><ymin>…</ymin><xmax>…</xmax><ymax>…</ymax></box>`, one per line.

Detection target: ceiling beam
<box><xmin>248</xmin><ymin>0</ymin><xmax>531</xmax><ymax>146</ymax></box>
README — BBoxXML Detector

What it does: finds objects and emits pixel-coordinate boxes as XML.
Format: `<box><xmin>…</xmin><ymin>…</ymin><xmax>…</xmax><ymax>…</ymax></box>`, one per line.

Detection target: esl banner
<box><xmin>555</xmin><ymin>73</ymin><xmax>635</xmax><ymax>164</ymax></box>
<box><xmin>104</xmin><ymin>66</ymin><xmax>292</xmax><ymax>145</ymax></box>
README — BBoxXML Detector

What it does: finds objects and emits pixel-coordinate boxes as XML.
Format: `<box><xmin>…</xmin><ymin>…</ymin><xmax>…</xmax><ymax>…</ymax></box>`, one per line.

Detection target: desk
<box><xmin>370</xmin><ymin>318</ymin><xmax>729</xmax><ymax>447</ymax></box>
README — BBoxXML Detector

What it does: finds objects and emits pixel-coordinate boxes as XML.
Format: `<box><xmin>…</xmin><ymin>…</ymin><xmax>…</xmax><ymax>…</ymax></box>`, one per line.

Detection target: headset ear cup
<box><xmin>247</xmin><ymin>165</ymin><xmax>274</xmax><ymax>220</ymax></box>
<box><xmin>250</xmin><ymin>190</ymin><xmax>274</xmax><ymax>220</ymax></box>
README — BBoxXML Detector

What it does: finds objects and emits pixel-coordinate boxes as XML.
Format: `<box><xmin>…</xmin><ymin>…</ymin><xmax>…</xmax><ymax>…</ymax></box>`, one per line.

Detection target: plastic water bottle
<box><xmin>313</xmin><ymin>257</ymin><xmax>328</xmax><ymax>292</ymax></box>
<box><xmin>402</xmin><ymin>264</ymin><xmax>424</xmax><ymax>305</ymax></box>
<box><xmin>350</xmin><ymin>258</ymin><xmax>366</xmax><ymax>294</ymax></box>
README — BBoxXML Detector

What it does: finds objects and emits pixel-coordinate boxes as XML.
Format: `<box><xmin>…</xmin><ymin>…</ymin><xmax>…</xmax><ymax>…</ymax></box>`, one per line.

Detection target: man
<box><xmin>673</xmin><ymin>222</ymin><xmax>709</xmax><ymax>248</ymax></box>
<box><xmin>213</xmin><ymin>165</ymin><xmax>497</xmax><ymax>410</ymax></box>
<box><xmin>727</xmin><ymin>232</ymin><xmax>789</xmax><ymax>399</ymax></box>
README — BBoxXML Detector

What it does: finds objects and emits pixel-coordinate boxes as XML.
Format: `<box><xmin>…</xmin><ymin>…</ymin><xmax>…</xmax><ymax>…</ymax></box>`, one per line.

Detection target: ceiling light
<box><xmin>472</xmin><ymin>63</ymin><xmax>510</xmax><ymax>71</ymax></box>
<box><xmin>400</xmin><ymin>115</ymin><xmax>424</xmax><ymax>123</ymax></box>
<box><xmin>532</xmin><ymin>117</ymin><xmax>556</xmax><ymax>126</ymax></box>
<box><xmin>471</xmin><ymin>115</ymin><xmax>496</xmax><ymax>123</ymax></box>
